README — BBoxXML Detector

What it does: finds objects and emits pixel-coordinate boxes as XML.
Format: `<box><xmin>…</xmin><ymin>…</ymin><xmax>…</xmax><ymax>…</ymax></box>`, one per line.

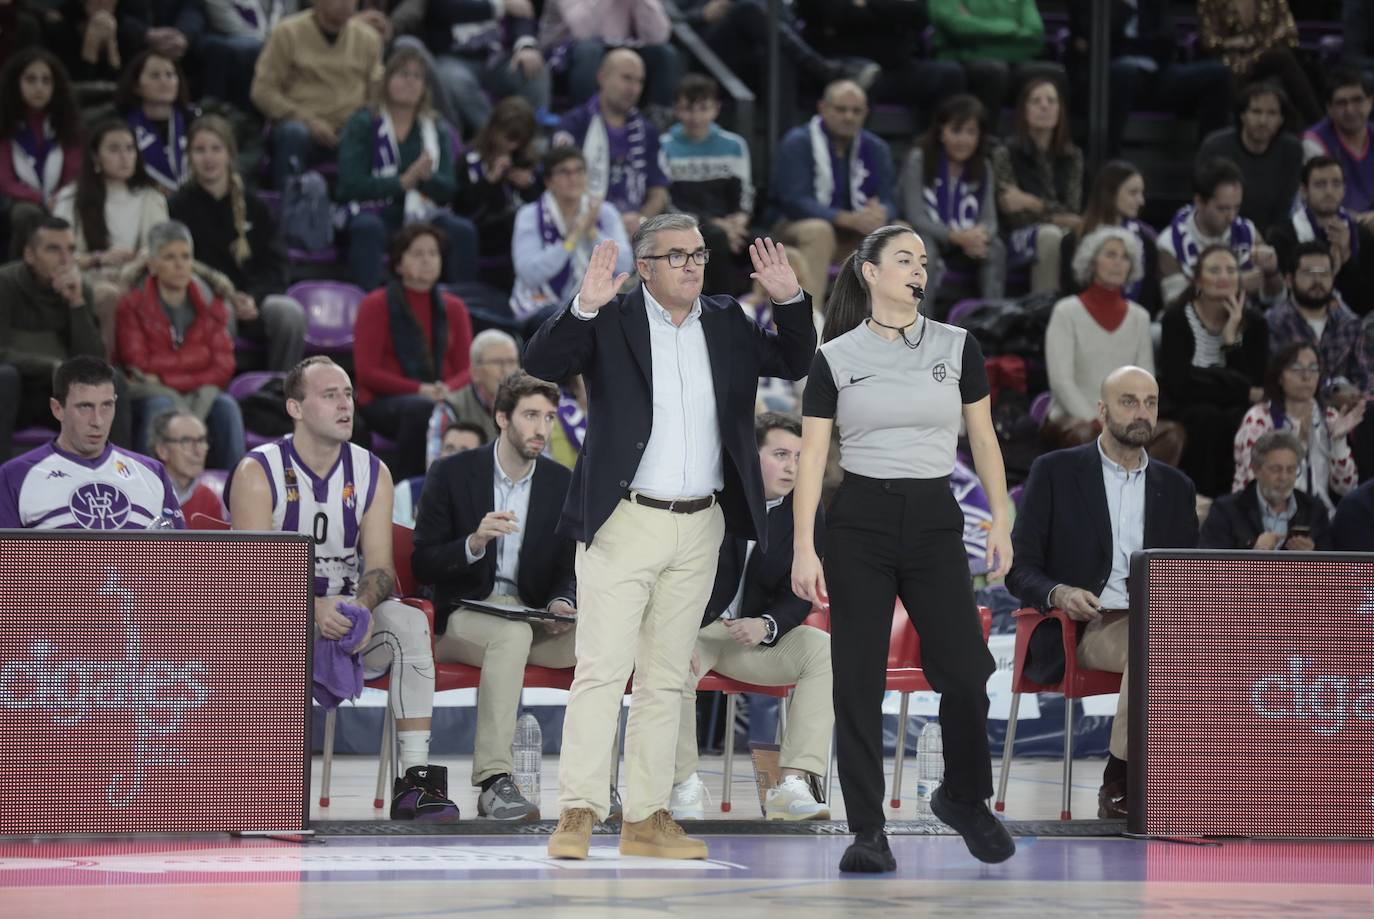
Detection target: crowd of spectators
<box><xmin>3</xmin><ymin>0</ymin><xmax>1373</xmax><ymax>533</ymax></box>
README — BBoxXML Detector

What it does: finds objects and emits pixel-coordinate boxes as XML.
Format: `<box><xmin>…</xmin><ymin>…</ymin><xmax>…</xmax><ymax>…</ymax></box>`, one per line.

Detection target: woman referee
<box><xmin>792</xmin><ymin>225</ymin><xmax>1015</xmax><ymax>871</ymax></box>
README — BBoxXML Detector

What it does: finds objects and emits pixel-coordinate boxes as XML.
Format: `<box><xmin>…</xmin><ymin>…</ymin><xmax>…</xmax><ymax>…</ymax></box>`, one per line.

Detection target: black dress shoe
<box><xmin>1098</xmin><ymin>781</ymin><xmax>1128</xmax><ymax>819</ymax></box>
<box><xmin>930</xmin><ymin>784</ymin><xmax>1016</xmax><ymax>864</ymax></box>
<box><xmin>839</xmin><ymin>829</ymin><xmax>897</xmax><ymax>873</ymax></box>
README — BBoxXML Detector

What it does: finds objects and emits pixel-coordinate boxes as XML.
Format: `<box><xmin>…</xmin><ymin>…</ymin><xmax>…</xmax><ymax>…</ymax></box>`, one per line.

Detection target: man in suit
<box><xmin>1007</xmin><ymin>366</ymin><xmax>1198</xmax><ymax>819</ymax></box>
<box><xmin>669</xmin><ymin>413</ymin><xmax>832</xmax><ymax>822</ymax></box>
<box><xmin>411</xmin><ymin>371</ymin><xmax>578</xmax><ymax>821</ymax></box>
<box><xmin>524</xmin><ymin>215</ymin><xmax>816</xmax><ymax>859</ymax></box>
<box><xmin>1200</xmin><ymin>430</ymin><xmax>1330</xmax><ymax>551</ymax></box>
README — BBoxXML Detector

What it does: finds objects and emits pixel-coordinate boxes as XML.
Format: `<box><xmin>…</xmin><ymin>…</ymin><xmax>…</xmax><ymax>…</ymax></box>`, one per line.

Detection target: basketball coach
<box><xmin>524</xmin><ymin>215</ymin><xmax>816</xmax><ymax>859</ymax></box>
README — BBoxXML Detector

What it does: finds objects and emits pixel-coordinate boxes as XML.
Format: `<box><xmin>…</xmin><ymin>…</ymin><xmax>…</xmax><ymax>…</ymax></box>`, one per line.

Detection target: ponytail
<box><xmin>819</xmin><ymin>224</ymin><xmax>916</xmax><ymax>343</ymax></box>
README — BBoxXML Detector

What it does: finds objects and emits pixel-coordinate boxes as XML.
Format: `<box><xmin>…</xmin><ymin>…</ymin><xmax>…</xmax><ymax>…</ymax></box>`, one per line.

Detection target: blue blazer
<box><xmin>1006</xmin><ymin>442</ymin><xmax>1198</xmax><ymax>681</ymax></box>
<box><xmin>523</xmin><ymin>285</ymin><xmax>816</xmax><ymax>547</ymax></box>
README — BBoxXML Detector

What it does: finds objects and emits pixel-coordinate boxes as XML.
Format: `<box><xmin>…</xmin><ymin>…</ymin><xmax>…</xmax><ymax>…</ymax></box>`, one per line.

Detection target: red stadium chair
<box><xmin>886</xmin><ymin>603</ymin><xmax>992</xmax><ymax>807</ymax></box>
<box><xmin>993</xmin><ymin>607</ymin><xmax>1123</xmax><ymax>820</ymax></box>
<box><xmin>697</xmin><ymin>606</ymin><xmax>831</xmax><ymax>812</ymax></box>
<box><xmin>321</xmin><ymin>525</ymin><xmax>583</xmax><ymax>811</ymax></box>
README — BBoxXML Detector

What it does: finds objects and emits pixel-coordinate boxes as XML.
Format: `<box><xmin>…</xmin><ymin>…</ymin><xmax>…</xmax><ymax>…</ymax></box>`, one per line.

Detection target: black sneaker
<box><xmin>390</xmin><ymin>764</ymin><xmax>461</xmax><ymax>821</ymax></box>
<box><xmin>930</xmin><ymin>784</ymin><xmax>1015</xmax><ymax>863</ymax></box>
<box><xmin>838</xmin><ymin>829</ymin><xmax>896</xmax><ymax>873</ymax></box>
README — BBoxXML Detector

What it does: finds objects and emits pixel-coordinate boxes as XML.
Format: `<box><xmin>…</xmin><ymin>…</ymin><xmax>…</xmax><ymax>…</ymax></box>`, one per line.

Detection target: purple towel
<box><xmin>312</xmin><ymin>602</ymin><xmax>372</xmax><ymax>710</ymax></box>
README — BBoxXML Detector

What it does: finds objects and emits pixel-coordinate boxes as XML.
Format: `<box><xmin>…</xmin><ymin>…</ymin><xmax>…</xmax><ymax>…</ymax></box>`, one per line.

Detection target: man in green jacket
<box><xmin>0</xmin><ymin>216</ymin><xmax>131</xmax><ymax>460</ymax></box>
<box><xmin>929</xmin><ymin>0</ymin><xmax>1066</xmax><ymax>117</ymax></box>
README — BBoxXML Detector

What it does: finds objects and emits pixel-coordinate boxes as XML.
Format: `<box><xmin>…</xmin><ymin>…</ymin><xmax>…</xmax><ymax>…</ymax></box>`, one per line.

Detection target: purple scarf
<box><xmin>808</xmin><ymin>115</ymin><xmax>884</xmax><ymax>210</ymax></box>
<box><xmin>950</xmin><ymin>459</ymin><xmax>995</xmax><ymax>576</ymax></box>
<box><xmin>1164</xmin><ymin>203</ymin><xmax>1257</xmax><ymax>275</ymax></box>
<box><xmin>924</xmin><ymin>152</ymin><xmax>981</xmax><ymax>229</ymax></box>
<box><xmin>1292</xmin><ymin>205</ymin><xmax>1360</xmax><ymax>262</ymax></box>
<box><xmin>557</xmin><ymin>391</ymin><xmax>587</xmax><ymax>449</ymax></box>
<box><xmin>537</xmin><ymin>193</ymin><xmax>580</xmax><ymax>297</ymax></box>
<box><xmin>11</xmin><ymin>116</ymin><xmax>63</xmax><ymax>197</ymax></box>
<box><xmin>128</xmin><ymin>106</ymin><xmax>187</xmax><ymax>193</ymax></box>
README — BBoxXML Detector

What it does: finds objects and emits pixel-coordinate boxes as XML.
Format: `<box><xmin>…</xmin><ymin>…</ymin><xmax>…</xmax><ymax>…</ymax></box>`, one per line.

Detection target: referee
<box><xmin>791</xmin><ymin>225</ymin><xmax>1016</xmax><ymax>871</ymax></box>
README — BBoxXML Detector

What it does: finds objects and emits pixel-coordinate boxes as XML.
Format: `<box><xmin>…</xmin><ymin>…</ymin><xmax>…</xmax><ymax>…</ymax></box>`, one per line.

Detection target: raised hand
<box><xmin>576</xmin><ymin>239</ymin><xmax>631</xmax><ymax>313</ymax></box>
<box><xmin>749</xmin><ymin>237</ymin><xmax>802</xmax><ymax>302</ymax></box>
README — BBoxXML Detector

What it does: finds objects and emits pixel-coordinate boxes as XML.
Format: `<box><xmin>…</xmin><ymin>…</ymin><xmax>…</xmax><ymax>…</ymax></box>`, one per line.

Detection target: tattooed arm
<box><xmin>356</xmin><ymin>462</ymin><xmax>398</xmax><ymax>612</ymax></box>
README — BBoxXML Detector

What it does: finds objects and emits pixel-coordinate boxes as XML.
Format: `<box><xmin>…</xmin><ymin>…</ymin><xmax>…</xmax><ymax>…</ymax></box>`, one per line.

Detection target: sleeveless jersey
<box><xmin>239</xmin><ymin>437</ymin><xmax>382</xmax><ymax>598</ymax></box>
<box><xmin>0</xmin><ymin>440</ymin><xmax>183</xmax><ymax>530</ymax></box>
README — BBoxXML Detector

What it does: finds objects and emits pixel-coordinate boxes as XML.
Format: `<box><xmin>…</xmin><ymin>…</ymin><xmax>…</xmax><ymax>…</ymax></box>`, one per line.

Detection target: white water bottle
<box><xmin>513</xmin><ymin>712</ymin><xmax>542</xmax><ymax>803</ymax></box>
<box><xmin>915</xmin><ymin>721</ymin><xmax>943</xmax><ymax>814</ymax></box>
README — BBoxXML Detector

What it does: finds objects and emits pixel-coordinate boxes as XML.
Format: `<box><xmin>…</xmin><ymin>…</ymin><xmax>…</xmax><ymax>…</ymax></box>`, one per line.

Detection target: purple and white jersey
<box><xmin>0</xmin><ymin>440</ymin><xmax>184</xmax><ymax>530</ymax></box>
<box><xmin>236</xmin><ymin>437</ymin><xmax>381</xmax><ymax>599</ymax></box>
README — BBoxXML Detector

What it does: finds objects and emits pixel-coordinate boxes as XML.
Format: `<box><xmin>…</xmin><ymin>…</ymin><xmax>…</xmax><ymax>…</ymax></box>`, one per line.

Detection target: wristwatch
<box><xmin>761</xmin><ymin>615</ymin><xmax>778</xmax><ymax>644</ymax></box>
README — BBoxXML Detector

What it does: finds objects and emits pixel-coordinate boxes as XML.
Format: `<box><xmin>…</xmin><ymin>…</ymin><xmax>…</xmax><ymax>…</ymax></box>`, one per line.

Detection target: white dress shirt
<box><xmin>1097</xmin><ymin>438</ymin><xmax>1148</xmax><ymax>609</ymax></box>
<box><xmin>465</xmin><ymin>445</ymin><xmax>536</xmax><ymax>598</ymax></box>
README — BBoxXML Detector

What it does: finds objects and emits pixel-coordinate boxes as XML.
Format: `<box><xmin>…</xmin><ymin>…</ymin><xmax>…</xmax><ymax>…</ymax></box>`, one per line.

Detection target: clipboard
<box><xmin>460</xmin><ymin>598</ymin><xmax>577</xmax><ymax>623</ymax></box>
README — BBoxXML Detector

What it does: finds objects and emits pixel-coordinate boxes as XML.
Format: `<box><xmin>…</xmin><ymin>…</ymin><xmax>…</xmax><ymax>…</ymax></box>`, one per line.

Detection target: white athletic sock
<box><xmin>397</xmin><ymin>731</ymin><xmax>430</xmax><ymax>773</ymax></box>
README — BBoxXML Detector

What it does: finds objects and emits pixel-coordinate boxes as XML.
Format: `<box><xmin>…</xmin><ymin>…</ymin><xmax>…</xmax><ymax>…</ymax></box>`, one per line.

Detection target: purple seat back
<box><xmin>946</xmin><ymin>298</ymin><xmax>985</xmax><ymax>327</ymax></box>
<box><xmin>1030</xmin><ymin>391</ymin><xmax>1052</xmax><ymax>426</ymax></box>
<box><xmin>226</xmin><ymin>371</ymin><xmax>284</xmax><ymax>402</ymax></box>
<box><xmin>288</xmin><ymin>281</ymin><xmax>366</xmax><ymax>353</ymax></box>
<box><xmin>12</xmin><ymin>427</ymin><xmax>53</xmax><ymax>449</ymax></box>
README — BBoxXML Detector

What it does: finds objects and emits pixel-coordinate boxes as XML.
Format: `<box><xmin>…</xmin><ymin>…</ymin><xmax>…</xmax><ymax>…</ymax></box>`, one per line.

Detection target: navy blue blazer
<box><xmin>1006</xmin><ymin>442</ymin><xmax>1198</xmax><ymax>680</ymax></box>
<box><xmin>701</xmin><ymin>493</ymin><xmax>825</xmax><ymax>644</ymax></box>
<box><xmin>410</xmin><ymin>447</ymin><xmax>577</xmax><ymax>637</ymax></box>
<box><xmin>522</xmin><ymin>285</ymin><xmax>817</xmax><ymax>547</ymax></box>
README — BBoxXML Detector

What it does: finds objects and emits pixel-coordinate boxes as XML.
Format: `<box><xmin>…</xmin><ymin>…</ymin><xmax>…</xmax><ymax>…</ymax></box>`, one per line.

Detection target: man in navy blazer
<box><xmin>411</xmin><ymin>372</ymin><xmax>578</xmax><ymax>821</ymax></box>
<box><xmin>524</xmin><ymin>215</ymin><xmax>816</xmax><ymax>859</ymax></box>
<box><xmin>669</xmin><ymin>413</ymin><xmax>833</xmax><ymax>823</ymax></box>
<box><xmin>1007</xmin><ymin>367</ymin><xmax>1198</xmax><ymax>819</ymax></box>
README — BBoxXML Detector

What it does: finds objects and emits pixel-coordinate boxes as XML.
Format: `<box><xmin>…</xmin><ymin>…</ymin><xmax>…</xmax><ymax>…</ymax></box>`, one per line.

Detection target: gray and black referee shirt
<box><xmin>802</xmin><ymin>317</ymin><xmax>990</xmax><ymax>480</ymax></box>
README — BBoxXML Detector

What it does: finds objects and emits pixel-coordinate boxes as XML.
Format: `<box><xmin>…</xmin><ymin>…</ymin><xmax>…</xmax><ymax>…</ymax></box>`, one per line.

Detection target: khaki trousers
<box><xmin>674</xmin><ymin>621</ymin><xmax>833</xmax><ymax>784</ymax></box>
<box><xmin>435</xmin><ymin>606</ymin><xmax>577</xmax><ymax>785</ymax></box>
<box><xmin>1076</xmin><ymin>611</ymin><xmax>1129</xmax><ymax>760</ymax></box>
<box><xmin>558</xmin><ymin>499</ymin><xmax>725</xmax><ymax>822</ymax></box>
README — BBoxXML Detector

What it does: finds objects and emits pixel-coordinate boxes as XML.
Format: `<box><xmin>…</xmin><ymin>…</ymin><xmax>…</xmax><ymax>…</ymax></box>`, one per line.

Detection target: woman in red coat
<box><xmin>353</xmin><ymin>222</ymin><xmax>474</xmax><ymax>479</ymax></box>
<box><xmin>115</xmin><ymin>219</ymin><xmax>245</xmax><ymax>470</ymax></box>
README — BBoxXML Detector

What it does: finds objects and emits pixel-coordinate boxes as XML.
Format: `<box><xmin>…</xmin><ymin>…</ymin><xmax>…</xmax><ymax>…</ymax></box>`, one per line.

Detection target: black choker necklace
<box><xmin>868</xmin><ymin>315</ymin><xmax>926</xmax><ymax>350</ymax></box>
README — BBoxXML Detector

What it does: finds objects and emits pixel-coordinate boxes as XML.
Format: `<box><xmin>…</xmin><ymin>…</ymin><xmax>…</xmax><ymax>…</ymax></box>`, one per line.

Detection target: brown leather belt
<box><xmin>629</xmin><ymin>492</ymin><xmax>717</xmax><ymax>514</ymax></box>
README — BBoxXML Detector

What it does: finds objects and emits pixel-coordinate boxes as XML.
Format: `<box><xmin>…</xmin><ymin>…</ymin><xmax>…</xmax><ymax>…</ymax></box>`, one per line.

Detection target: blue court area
<box><xmin>2</xmin><ymin>832</ymin><xmax>1371</xmax><ymax>918</ymax></box>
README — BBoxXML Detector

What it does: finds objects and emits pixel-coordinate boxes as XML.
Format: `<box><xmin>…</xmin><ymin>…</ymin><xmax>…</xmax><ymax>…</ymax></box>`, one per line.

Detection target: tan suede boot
<box><xmin>618</xmin><ymin>808</ymin><xmax>708</xmax><ymax>859</ymax></box>
<box><xmin>547</xmin><ymin>807</ymin><xmax>597</xmax><ymax>859</ymax></box>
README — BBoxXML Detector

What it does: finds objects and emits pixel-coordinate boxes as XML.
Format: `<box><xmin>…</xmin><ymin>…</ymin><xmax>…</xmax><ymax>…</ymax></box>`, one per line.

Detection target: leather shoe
<box><xmin>1098</xmin><ymin>781</ymin><xmax>1128</xmax><ymax>819</ymax></box>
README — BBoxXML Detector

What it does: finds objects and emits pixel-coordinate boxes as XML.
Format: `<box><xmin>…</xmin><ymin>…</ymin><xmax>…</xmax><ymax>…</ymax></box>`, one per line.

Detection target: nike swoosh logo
<box><xmin>849</xmin><ymin>375</ymin><xmax>875</xmax><ymax>384</ymax></box>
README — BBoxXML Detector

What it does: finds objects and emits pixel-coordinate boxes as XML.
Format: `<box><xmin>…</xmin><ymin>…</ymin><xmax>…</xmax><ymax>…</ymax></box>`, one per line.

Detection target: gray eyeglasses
<box><xmin>642</xmin><ymin>248</ymin><xmax>711</xmax><ymax>268</ymax></box>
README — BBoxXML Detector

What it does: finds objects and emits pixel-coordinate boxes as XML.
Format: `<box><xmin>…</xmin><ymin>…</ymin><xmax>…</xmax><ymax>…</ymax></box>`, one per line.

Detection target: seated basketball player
<box><xmin>227</xmin><ymin>355</ymin><xmax>458</xmax><ymax>820</ymax></box>
<box><xmin>0</xmin><ymin>356</ymin><xmax>183</xmax><ymax>530</ymax></box>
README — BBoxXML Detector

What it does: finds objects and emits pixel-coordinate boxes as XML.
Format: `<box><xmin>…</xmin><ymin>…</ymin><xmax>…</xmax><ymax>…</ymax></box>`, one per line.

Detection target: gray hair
<box><xmin>1071</xmin><ymin>225</ymin><xmax>1144</xmax><ymax>289</ymax></box>
<box><xmin>1251</xmin><ymin>429</ymin><xmax>1305</xmax><ymax>470</ymax></box>
<box><xmin>632</xmin><ymin>213</ymin><xmax>701</xmax><ymax>261</ymax></box>
<box><xmin>469</xmin><ymin>328</ymin><xmax>519</xmax><ymax>366</ymax></box>
<box><xmin>147</xmin><ymin>220</ymin><xmax>195</xmax><ymax>256</ymax></box>
<box><xmin>150</xmin><ymin>408</ymin><xmax>201</xmax><ymax>445</ymax></box>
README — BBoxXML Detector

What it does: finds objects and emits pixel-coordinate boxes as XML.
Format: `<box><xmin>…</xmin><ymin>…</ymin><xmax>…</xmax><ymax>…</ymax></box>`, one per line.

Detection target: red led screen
<box><xmin>1131</xmin><ymin>551</ymin><xmax>1374</xmax><ymax>838</ymax></box>
<box><xmin>0</xmin><ymin>531</ymin><xmax>313</xmax><ymax>835</ymax></box>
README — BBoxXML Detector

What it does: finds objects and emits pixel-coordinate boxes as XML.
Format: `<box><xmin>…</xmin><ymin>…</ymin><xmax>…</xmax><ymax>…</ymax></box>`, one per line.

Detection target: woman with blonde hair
<box><xmin>170</xmin><ymin>114</ymin><xmax>305</xmax><ymax>373</ymax></box>
<box><xmin>337</xmin><ymin>44</ymin><xmax>478</xmax><ymax>291</ymax></box>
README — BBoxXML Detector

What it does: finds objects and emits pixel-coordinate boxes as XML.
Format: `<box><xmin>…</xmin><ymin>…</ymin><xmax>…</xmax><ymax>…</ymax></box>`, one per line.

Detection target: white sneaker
<box><xmin>669</xmin><ymin>773</ymin><xmax>709</xmax><ymax>820</ymax></box>
<box><xmin>766</xmin><ymin>775</ymin><xmax>830</xmax><ymax>821</ymax></box>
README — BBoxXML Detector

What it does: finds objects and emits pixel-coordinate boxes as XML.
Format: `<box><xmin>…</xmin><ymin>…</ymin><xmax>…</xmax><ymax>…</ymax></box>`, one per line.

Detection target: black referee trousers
<box><xmin>824</xmin><ymin>473</ymin><xmax>996</xmax><ymax>836</ymax></box>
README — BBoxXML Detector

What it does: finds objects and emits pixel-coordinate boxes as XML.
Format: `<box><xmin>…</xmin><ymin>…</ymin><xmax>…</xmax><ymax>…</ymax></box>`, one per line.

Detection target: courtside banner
<box><xmin>0</xmin><ymin>531</ymin><xmax>313</xmax><ymax>835</ymax></box>
<box><xmin>1129</xmin><ymin>549</ymin><xmax>1374</xmax><ymax>838</ymax></box>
